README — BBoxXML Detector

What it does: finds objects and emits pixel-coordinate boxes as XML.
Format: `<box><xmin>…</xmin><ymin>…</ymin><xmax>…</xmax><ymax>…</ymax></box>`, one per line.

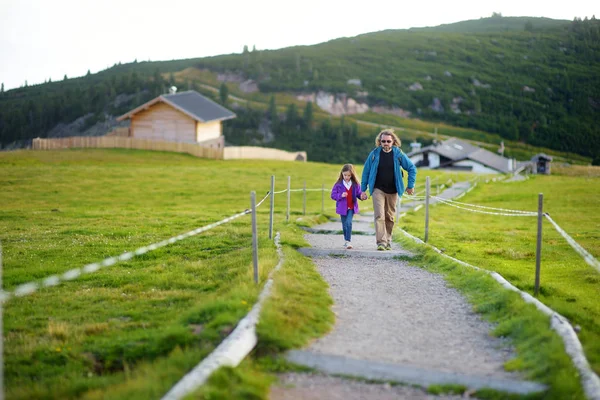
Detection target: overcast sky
<box><xmin>1</xmin><ymin>0</ymin><xmax>597</xmax><ymax>91</ymax></box>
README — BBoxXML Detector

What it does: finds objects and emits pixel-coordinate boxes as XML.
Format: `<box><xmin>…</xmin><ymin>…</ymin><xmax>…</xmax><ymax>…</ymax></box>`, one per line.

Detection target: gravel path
<box><xmin>270</xmin><ymin>184</ymin><xmax>542</xmax><ymax>399</ymax></box>
<box><xmin>271</xmin><ymin>373</ymin><xmax>464</xmax><ymax>400</ymax></box>
<box><xmin>303</xmin><ymin>253</ymin><xmax>515</xmax><ymax>376</ymax></box>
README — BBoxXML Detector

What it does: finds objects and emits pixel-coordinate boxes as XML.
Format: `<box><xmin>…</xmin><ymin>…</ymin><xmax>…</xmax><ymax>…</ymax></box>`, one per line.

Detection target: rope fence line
<box><xmin>255</xmin><ymin>192</ymin><xmax>270</xmax><ymax>207</ymax></box>
<box><xmin>432</xmin><ymin>198</ymin><xmax>537</xmax><ymax>217</ymax></box>
<box><xmin>432</xmin><ymin>197</ymin><xmax>535</xmax><ymax>214</ymax></box>
<box><xmin>432</xmin><ymin>197</ymin><xmax>538</xmax><ymax>217</ymax></box>
<box><xmin>0</xmin><ymin>192</ymin><xmax>272</xmax><ymax>305</ymax></box>
<box><xmin>544</xmin><ymin>214</ymin><xmax>600</xmax><ymax>273</ymax></box>
<box><xmin>427</xmin><ymin>194</ymin><xmax>600</xmax><ymax>269</ymax></box>
<box><xmin>431</xmin><ymin>196</ymin><xmax>536</xmax><ymax>214</ymax></box>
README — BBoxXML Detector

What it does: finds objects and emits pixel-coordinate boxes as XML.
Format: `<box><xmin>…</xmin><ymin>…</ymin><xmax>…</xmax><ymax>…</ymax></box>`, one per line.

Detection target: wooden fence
<box><xmin>32</xmin><ymin>137</ymin><xmax>224</xmax><ymax>160</ymax></box>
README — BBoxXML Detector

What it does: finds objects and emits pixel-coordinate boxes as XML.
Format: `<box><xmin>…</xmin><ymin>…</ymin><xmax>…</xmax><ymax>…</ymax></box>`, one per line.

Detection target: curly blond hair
<box><xmin>375</xmin><ymin>129</ymin><xmax>401</xmax><ymax>147</ymax></box>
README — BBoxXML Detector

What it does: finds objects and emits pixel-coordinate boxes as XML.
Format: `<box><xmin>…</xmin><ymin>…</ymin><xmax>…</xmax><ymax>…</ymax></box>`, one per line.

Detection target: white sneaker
<box><xmin>346</xmin><ymin>242</ymin><xmax>353</xmax><ymax>249</ymax></box>
<box><xmin>343</xmin><ymin>241</ymin><xmax>349</xmax><ymax>248</ymax></box>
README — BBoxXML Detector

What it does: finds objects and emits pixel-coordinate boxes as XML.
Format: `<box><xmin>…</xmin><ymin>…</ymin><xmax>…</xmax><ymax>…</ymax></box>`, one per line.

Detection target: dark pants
<box><xmin>341</xmin><ymin>209</ymin><xmax>354</xmax><ymax>242</ymax></box>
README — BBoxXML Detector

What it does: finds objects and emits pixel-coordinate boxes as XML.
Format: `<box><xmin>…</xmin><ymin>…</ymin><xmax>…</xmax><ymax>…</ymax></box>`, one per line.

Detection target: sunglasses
<box><xmin>381</xmin><ymin>140</ymin><xmax>393</xmax><ymax>143</ymax></box>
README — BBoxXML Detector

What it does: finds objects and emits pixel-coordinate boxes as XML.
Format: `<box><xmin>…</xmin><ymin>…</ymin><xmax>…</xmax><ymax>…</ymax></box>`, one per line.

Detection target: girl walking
<box><xmin>331</xmin><ymin>164</ymin><xmax>367</xmax><ymax>249</ymax></box>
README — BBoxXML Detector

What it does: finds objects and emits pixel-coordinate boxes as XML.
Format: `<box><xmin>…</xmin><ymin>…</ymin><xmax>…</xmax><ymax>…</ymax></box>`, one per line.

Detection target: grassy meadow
<box><xmin>0</xmin><ymin>149</ymin><xmax>343</xmax><ymax>399</ymax></box>
<box><xmin>1</xmin><ymin>148</ymin><xmax>598</xmax><ymax>399</ymax></box>
<box><xmin>399</xmin><ymin>168</ymin><xmax>600</xmax><ymax>381</ymax></box>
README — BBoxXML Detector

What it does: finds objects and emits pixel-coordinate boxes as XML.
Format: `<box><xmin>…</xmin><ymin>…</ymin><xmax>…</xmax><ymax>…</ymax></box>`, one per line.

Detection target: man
<box><xmin>360</xmin><ymin>129</ymin><xmax>417</xmax><ymax>250</ymax></box>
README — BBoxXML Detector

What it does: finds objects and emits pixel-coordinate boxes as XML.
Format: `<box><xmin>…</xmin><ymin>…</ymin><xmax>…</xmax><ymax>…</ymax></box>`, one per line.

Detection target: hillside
<box><xmin>0</xmin><ymin>16</ymin><xmax>598</xmax><ymax>160</ymax></box>
<box><xmin>196</xmin><ymin>16</ymin><xmax>600</xmax><ymax>158</ymax></box>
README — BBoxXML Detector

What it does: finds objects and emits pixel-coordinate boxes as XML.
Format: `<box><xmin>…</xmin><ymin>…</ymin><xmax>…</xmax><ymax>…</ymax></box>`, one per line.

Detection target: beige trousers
<box><xmin>372</xmin><ymin>189</ymin><xmax>398</xmax><ymax>245</ymax></box>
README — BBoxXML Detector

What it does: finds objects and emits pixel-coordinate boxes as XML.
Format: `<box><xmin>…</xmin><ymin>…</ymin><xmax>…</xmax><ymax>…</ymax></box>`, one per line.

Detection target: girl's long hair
<box><xmin>337</xmin><ymin>164</ymin><xmax>359</xmax><ymax>185</ymax></box>
<box><xmin>375</xmin><ymin>129</ymin><xmax>401</xmax><ymax>147</ymax></box>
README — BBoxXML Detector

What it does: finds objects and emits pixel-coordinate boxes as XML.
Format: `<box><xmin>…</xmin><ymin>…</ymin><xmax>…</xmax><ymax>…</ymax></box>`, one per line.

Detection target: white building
<box><xmin>408</xmin><ymin>138</ymin><xmax>516</xmax><ymax>174</ymax></box>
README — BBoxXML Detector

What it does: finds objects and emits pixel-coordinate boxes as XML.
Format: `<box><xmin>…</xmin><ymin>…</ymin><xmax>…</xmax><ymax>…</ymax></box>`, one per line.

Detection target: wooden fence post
<box><xmin>303</xmin><ymin>181</ymin><xmax>307</xmax><ymax>215</ymax></box>
<box><xmin>425</xmin><ymin>177</ymin><xmax>430</xmax><ymax>243</ymax></box>
<box><xmin>269</xmin><ymin>176</ymin><xmax>275</xmax><ymax>240</ymax></box>
<box><xmin>251</xmin><ymin>192</ymin><xmax>259</xmax><ymax>284</ymax></box>
<box><xmin>286</xmin><ymin>176</ymin><xmax>291</xmax><ymax>223</ymax></box>
<box><xmin>321</xmin><ymin>183</ymin><xmax>325</xmax><ymax>214</ymax></box>
<box><xmin>534</xmin><ymin>193</ymin><xmax>543</xmax><ymax>296</ymax></box>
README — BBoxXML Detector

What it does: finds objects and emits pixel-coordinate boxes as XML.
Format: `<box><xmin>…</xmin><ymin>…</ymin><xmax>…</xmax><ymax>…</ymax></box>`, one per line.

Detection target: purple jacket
<box><xmin>331</xmin><ymin>181</ymin><xmax>363</xmax><ymax>216</ymax></box>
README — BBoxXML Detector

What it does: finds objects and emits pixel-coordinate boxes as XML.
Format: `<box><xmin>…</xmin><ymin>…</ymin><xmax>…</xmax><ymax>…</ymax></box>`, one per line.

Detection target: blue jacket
<box><xmin>361</xmin><ymin>147</ymin><xmax>417</xmax><ymax>196</ymax></box>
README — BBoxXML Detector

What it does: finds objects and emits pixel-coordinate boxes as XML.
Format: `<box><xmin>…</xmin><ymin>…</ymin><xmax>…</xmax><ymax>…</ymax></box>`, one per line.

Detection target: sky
<box><xmin>1</xmin><ymin>0</ymin><xmax>598</xmax><ymax>91</ymax></box>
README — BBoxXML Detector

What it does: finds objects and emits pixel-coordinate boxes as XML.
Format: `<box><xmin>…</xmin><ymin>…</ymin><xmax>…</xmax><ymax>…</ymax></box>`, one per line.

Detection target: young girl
<box><xmin>331</xmin><ymin>164</ymin><xmax>365</xmax><ymax>249</ymax></box>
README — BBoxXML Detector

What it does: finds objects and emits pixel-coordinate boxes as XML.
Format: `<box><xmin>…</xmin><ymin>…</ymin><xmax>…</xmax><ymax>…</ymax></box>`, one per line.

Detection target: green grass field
<box><xmin>1</xmin><ymin>149</ymin><xmax>597</xmax><ymax>399</ymax></box>
<box><xmin>399</xmin><ymin>171</ymin><xmax>600</xmax><ymax>378</ymax></box>
<box><xmin>0</xmin><ymin>149</ymin><xmax>341</xmax><ymax>399</ymax></box>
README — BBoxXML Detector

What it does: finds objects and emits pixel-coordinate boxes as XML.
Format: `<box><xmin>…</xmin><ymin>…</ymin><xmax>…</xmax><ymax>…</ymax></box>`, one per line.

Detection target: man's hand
<box><xmin>360</xmin><ymin>193</ymin><xmax>368</xmax><ymax>200</ymax></box>
<box><xmin>405</xmin><ymin>188</ymin><xmax>415</xmax><ymax>195</ymax></box>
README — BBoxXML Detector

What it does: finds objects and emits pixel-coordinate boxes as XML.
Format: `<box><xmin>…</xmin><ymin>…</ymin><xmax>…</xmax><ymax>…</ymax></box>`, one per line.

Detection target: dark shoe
<box><xmin>377</xmin><ymin>244</ymin><xmax>386</xmax><ymax>251</ymax></box>
<box><xmin>385</xmin><ymin>243</ymin><xmax>392</xmax><ymax>250</ymax></box>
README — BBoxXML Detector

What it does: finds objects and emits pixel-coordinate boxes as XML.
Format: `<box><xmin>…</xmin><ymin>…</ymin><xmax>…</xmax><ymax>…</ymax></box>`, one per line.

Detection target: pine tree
<box><xmin>219</xmin><ymin>83</ymin><xmax>229</xmax><ymax>105</ymax></box>
<box><xmin>303</xmin><ymin>101</ymin><xmax>313</xmax><ymax>128</ymax></box>
<box><xmin>268</xmin><ymin>95</ymin><xmax>277</xmax><ymax>120</ymax></box>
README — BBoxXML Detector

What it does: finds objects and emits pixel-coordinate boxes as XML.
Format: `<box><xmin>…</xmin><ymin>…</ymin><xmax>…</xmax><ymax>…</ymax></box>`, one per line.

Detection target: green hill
<box><xmin>410</xmin><ymin>14</ymin><xmax>570</xmax><ymax>33</ymax></box>
<box><xmin>1</xmin><ymin>16</ymin><xmax>598</xmax><ymax>161</ymax></box>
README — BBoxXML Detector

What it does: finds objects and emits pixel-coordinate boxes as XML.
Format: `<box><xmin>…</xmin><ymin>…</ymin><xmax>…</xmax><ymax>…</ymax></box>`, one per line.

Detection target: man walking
<box><xmin>360</xmin><ymin>129</ymin><xmax>417</xmax><ymax>250</ymax></box>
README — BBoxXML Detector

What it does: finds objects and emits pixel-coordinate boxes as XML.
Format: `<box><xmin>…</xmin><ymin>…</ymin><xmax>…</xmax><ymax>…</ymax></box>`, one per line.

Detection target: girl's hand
<box><xmin>341</xmin><ymin>192</ymin><xmax>347</xmax><ymax>198</ymax></box>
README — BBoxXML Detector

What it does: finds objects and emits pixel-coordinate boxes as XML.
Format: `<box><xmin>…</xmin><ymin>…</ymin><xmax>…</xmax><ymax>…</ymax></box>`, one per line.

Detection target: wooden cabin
<box><xmin>116</xmin><ymin>90</ymin><xmax>235</xmax><ymax>148</ymax></box>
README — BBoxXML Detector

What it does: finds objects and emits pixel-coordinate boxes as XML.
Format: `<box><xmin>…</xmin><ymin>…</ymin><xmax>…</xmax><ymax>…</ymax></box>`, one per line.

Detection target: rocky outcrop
<box><xmin>408</xmin><ymin>82</ymin><xmax>423</xmax><ymax>91</ymax></box>
<box><xmin>239</xmin><ymin>79</ymin><xmax>259</xmax><ymax>93</ymax></box>
<box><xmin>371</xmin><ymin>106</ymin><xmax>412</xmax><ymax>118</ymax></box>
<box><xmin>472</xmin><ymin>78</ymin><xmax>491</xmax><ymax>89</ymax></box>
<box><xmin>296</xmin><ymin>91</ymin><xmax>369</xmax><ymax>115</ymax></box>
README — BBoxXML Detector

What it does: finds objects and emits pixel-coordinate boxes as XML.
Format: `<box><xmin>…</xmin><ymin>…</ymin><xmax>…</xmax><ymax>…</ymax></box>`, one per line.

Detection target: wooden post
<box><xmin>251</xmin><ymin>192</ymin><xmax>259</xmax><ymax>284</ymax></box>
<box><xmin>286</xmin><ymin>176</ymin><xmax>291</xmax><ymax>223</ymax></box>
<box><xmin>269</xmin><ymin>176</ymin><xmax>275</xmax><ymax>240</ymax></box>
<box><xmin>303</xmin><ymin>181</ymin><xmax>307</xmax><ymax>215</ymax></box>
<box><xmin>321</xmin><ymin>183</ymin><xmax>325</xmax><ymax>214</ymax></box>
<box><xmin>534</xmin><ymin>193</ymin><xmax>543</xmax><ymax>296</ymax></box>
<box><xmin>424</xmin><ymin>177</ymin><xmax>430</xmax><ymax>243</ymax></box>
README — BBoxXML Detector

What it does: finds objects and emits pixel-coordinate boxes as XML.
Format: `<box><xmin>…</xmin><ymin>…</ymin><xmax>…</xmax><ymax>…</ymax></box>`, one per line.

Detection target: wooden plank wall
<box><xmin>132</xmin><ymin>103</ymin><xmax>196</xmax><ymax>142</ymax></box>
<box><xmin>31</xmin><ymin>137</ymin><xmax>224</xmax><ymax>160</ymax></box>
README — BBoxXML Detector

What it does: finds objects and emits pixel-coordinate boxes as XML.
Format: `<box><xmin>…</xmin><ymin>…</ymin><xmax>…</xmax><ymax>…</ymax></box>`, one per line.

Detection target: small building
<box><xmin>116</xmin><ymin>90</ymin><xmax>235</xmax><ymax>148</ymax></box>
<box><xmin>531</xmin><ymin>153</ymin><xmax>553</xmax><ymax>174</ymax></box>
<box><xmin>407</xmin><ymin>138</ymin><xmax>516</xmax><ymax>174</ymax></box>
